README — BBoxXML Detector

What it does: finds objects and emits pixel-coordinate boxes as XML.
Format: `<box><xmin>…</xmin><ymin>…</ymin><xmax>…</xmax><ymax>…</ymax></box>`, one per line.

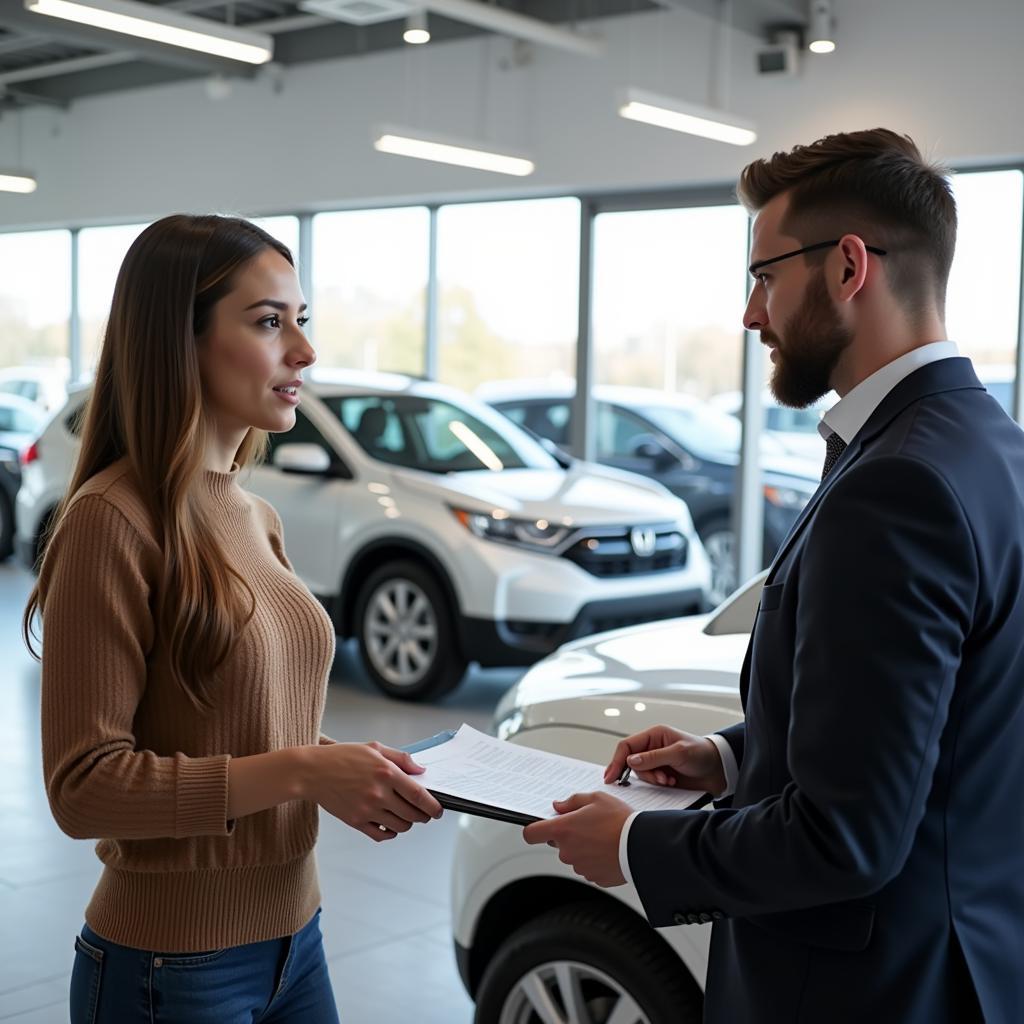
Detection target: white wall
<box><xmin>0</xmin><ymin>0</ymin><xmax>1022</xmax><ymax>230</ymax></box>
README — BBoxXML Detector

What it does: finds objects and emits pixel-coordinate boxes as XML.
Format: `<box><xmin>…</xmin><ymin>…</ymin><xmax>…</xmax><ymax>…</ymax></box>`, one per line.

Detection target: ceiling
<box><xmin>0</xmin><ymin>0</ymin><xmax>807</xmax><ymax>112</ymax></box>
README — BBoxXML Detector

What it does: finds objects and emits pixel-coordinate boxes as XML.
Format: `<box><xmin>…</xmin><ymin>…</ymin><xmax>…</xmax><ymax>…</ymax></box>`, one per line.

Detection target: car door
<box><xmin>244</xmin><ymin>408</ymin><xmax>349</xmax><ymax>597</ymax></box>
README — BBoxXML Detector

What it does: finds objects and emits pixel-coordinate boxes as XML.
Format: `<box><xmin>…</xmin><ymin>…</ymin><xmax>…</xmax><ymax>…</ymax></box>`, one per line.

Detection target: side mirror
<box><xmin>630</xmin><ymin>434</ymin><xmax>676</xmax><ymax>469</ymax></box>
<box><xmin>272</xmin><ymin>443</ymin><xmax>333</xmax><ymax>476</ymax></box>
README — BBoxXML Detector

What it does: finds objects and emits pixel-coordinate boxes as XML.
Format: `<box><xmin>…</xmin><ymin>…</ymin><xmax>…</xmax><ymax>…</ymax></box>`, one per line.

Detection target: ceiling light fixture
<box><xmin>24</xmin><ymin>0</ymin><xmax>274</xmax><ymax>64</ymax></box>
<box><xmin>373</xmin><ymin>125</ymin><xmax>535</xmax><ymax>176</ymax></box>
<box><xmin>617</xmin><ymin>88</ymin><xmax>757</xmax><ymax>146</ymax></box>
<box><xmin>403</xmin><ymin>10</ymin><xmax>429</xmax><ymax>44</ymax></box>
<box><xmin>807</xmin><ymin>0</ymin><xmax>836</xmax><ymax>53</ymax></box>
<box><xmin>0</xmin><ymin>171</ymin><xmax>38</xmax><ymax>194</ymax></box>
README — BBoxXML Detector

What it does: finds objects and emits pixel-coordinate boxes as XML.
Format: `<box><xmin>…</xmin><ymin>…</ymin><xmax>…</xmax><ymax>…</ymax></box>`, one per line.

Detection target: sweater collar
<box><xmin>201</xmin><ymin>463</ymin><xmax>246</xmax><ymax>511</ymax></box>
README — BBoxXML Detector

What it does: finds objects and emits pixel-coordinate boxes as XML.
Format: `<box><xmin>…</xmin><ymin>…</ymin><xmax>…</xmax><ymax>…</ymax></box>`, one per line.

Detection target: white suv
<box><xmin>450</xmin><ymin>573</ymin><xmax>763</xmax><ymax>1022</ymax></box>
<box><xmin>17</xmin><ymin>370</ymin><xmax>712</xmax><ymax>701</ymax></box>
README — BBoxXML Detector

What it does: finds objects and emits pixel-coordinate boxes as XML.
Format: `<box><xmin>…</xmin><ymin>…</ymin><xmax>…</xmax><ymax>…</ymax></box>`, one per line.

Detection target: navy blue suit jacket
<box><xmin>629</xmin><ymin>358</ymin><xmax>1024</xmax><ymax>1023</ymax></box>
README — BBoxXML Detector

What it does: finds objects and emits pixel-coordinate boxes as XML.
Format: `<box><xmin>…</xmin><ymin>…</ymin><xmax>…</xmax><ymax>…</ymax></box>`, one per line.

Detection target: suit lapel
<box><xmin>765</xmin><ymin>357</ymin><xmax>983</xmax><ymax>582</ymax></box>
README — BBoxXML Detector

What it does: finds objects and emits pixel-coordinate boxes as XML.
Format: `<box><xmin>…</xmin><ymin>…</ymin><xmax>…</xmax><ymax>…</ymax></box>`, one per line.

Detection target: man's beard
<box><xmin>766</xmin><ymin>271</ymin><xmax>853</xmax><ymax>408</ymax></box>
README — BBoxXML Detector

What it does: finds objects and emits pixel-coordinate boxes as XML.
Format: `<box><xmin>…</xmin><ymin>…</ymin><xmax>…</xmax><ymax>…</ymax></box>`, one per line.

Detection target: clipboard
<box><xmin>402</xmin><ymin>729</ymin><xmax>540</xmax><ymax>826</ymax></box>
<box><xmin>402</xmin><ymin>728</ymin><xmax>714</xmax><ymax>825</ymax></box>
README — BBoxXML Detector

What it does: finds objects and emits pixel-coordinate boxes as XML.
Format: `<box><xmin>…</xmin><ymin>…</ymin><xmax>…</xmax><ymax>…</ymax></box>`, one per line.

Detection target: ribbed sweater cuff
<box><xmin>175</xmin><ymin>753</ymin><xmax>232</xmax><ymax>837</ymax></box>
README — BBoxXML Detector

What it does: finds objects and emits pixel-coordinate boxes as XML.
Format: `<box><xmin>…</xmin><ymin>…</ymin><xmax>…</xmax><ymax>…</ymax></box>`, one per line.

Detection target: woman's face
<box><xmin>198</xmin><ymin>247</ymin><xmax>316</xmax><ymax>438</ymax></box>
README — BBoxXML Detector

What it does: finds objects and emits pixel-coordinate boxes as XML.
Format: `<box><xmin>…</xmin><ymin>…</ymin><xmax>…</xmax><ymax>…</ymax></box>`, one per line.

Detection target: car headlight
<box><xmin>763</xmin><ymin>484</ymin><xmax>815</xmax><ymax>510</ymax></box>
<box><xmin>451</xmin><ymin>507</ymin><xmax>572</xmax><ymax>552</ymax></box>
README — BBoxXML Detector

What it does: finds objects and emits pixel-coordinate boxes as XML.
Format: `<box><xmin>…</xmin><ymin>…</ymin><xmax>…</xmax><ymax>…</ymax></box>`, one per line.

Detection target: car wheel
<box><xmin>354</xmin><ymin>560</ymin><xmax>466</xmax><ymax>701</ymax></box>
<box><xmin>474</xmin><ymin>902</ymin><xmax>702</xmax><ymax>1024</ymax></box>
<box><xmin>0</xmin><ymin>491</ymin><xmax>13</xmax><ymax>560</ymax></box>
<box><xmin>699</xmin><ymin>519</ymin><xmax>737</xmax><ymax>608</ymax></box>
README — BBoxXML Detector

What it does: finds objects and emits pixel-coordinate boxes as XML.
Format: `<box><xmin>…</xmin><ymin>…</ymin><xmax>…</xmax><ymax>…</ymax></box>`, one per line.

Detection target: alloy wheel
<box><xmin>499</xmin><ymin>960</ymin><xmax>649</xmax><ymax>1024</ymax></box>
<box><xmin>363</xmin><ymin>578</ymin><xmax>438</xmax><ymax>689</ymax></box>
<box><xmin>703</xmin><ymin>528</ymin><xmax>738</xmax><ymax>607</ymax></box>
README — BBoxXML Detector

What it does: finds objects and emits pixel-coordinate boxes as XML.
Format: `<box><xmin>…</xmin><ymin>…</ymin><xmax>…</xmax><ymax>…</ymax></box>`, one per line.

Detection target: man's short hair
<box><xmin>738</xmin><ymin>128</ymin><xmax>957</xmax><ymax>319</ymax></box>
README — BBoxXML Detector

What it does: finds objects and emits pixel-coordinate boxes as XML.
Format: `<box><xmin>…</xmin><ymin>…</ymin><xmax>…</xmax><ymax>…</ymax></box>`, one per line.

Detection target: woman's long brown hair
<box><xmin>23</xmin><ymin>214</ymin><xmax>293</xmax><ymax>710</ymax></box>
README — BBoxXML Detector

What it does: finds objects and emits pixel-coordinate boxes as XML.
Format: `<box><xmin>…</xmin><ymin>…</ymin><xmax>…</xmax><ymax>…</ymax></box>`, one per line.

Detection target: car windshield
<box><xmin>321</xmin><ymin>393</ymin><xmax>559</xmax><ymax>474</ymax></box>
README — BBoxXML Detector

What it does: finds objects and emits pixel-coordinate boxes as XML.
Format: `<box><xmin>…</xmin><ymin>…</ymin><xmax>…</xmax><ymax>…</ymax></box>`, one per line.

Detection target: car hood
<box><xmin>494</xmin><ymin>613</ymin><xmax>747</xmax><ymax>737</ymax></box>
<box><xmin>398</xmin><ymin>464</ymin><xmax>686</xmax><ymax>527</ymax></box>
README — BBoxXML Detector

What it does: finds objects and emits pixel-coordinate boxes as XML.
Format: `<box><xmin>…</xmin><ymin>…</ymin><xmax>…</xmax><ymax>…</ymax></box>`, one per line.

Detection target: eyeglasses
<box><xmin>748</xmin><ymin>239</ymin><xmax>887</xmax><ymax>280</ymax></box>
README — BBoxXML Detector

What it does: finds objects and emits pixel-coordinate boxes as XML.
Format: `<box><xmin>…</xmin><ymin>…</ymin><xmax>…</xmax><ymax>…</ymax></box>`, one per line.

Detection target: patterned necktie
<box><xmin>821</xmin><ymin>431</ymin><xmax>847</xmax><ymax>480</ymax></box>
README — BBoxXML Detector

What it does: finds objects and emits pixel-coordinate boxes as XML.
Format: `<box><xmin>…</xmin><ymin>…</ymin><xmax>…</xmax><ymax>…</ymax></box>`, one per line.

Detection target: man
<box><xmin>523</xmin><ymin>129</ymin><xmax>1024</xmax><ymax>1023</ymax></box>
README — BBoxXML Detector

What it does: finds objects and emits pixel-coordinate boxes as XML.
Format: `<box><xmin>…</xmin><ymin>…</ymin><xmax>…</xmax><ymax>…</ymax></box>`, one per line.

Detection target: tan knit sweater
<box><xmin>38</xmin><ymin>458</ymin><xmax>336</xmax><ymax>952</ymax></box>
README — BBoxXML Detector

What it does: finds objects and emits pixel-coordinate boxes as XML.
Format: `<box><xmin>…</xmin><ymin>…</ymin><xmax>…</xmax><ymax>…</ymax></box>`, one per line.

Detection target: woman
<box><xmin>23</xmin><ymin>214</ymin><xmax>443</xmax><ymax>1023</ymax></box>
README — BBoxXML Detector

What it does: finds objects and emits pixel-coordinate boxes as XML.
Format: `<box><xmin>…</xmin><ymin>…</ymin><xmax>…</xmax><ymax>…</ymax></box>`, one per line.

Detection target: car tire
<box><xmin>353</xmin><ymin>559</ymin><xmax>466</xmax><ymax>701</ymax></box>
<box><xmin>473</xmin><ymin>901</ymin><xmax>702</xmax><ymax>1024</ymax></box>
<box><xmin>698</xmin><ymin>516</ymin><xmax>737</xmax><ymax>608</ymax></box>
<box><xmin>0</xmin><ymin>491</ymin><xmax>13</xmax><ymax>560</ymax></box>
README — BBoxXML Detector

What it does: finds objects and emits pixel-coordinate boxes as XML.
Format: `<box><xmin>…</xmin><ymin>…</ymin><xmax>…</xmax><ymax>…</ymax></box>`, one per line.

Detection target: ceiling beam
<box><xmin>422</xmin><ymin>0</ymin><xmax>604</xmax><ymax>57</ymax></box>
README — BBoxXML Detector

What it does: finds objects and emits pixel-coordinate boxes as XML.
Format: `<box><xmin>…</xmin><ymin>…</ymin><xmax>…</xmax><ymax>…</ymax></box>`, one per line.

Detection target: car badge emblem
<box><xmin>630</xmin><ymin>526</ymin><xmax>657</xmax><ymax>558</ymax></box>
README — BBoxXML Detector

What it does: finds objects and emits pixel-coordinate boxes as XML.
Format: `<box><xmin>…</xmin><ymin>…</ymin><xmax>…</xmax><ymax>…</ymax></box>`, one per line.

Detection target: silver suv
<box><xmin>17</xmin><ymin>371</ymin><xmax>712</xmax><ymax>701</ymax></box>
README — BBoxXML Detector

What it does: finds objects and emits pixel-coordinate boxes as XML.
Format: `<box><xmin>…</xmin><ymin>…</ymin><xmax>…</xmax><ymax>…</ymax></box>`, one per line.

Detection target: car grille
<box><xmin>563</xmin><ymin>526</ymin><xmax>688</xmax><ymax>577</ymax></box>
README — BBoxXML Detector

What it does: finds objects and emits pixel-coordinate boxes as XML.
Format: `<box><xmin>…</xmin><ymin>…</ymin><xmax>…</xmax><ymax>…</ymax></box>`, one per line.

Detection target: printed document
<box><xmin>413</xmin><ymin>724</ymin><xmax>705</xmax><ymax>821</ymax></box>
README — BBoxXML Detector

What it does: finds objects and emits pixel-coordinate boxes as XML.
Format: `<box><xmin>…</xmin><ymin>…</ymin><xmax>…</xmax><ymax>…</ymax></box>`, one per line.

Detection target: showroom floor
<box><xmin>0</xmin><ymin>562</ymin><xmax>520</xmax><ymax>1023</ymax></box>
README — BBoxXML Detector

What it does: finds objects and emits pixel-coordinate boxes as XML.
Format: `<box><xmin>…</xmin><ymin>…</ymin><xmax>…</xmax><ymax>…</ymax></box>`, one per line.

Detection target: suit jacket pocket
<box><xmin>758</xmin><ymin>581</ymin><xmax>785</xmax><ymax>613</ymax></box>
<box><xmin>745</xmin><ymin>901</ymin><xmax>876</xmax><ymax>952</ymax></box>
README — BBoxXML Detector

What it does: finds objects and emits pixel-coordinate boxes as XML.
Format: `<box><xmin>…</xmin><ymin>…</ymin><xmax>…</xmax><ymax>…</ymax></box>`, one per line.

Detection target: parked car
<box><xmin>709</xmin><ymin>387</ymin><xmax>837</xmax><ymax>462</ymax></box>
<box><xmin>17</xmin><ymin>370</ymin><xmax>712</xmax><ymax>701</ymax></box>
<box><xmin>0</xmin><ymin>391</ymin><xmax>47</xmax><ymax>451</ymax></box>
<box><xmin>0</xmin><ymin>394</ymin><xmax>47</xmax><ymax>560</ymax></box>
<box><xmin>450</xmin><ymin>572</ymin><xmax>763</xmax><ymax>1024</ymax></box>
<box><xmin>0</xmin><ymin>364</ymin><xmax>68</xmax><ymax>412</ymax></box>
<box><xmin>0</xmin><ymin>445</ymin><xmax>22</xmax><ymax>558</ymax></box>
<box><xmin>478</xmin><ymin>381</ymin><xmax>818</xmax><ymax>606</ymax></box>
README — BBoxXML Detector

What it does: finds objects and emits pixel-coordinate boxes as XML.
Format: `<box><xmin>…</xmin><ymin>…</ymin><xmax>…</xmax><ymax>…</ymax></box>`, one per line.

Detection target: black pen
<box><xmin>616</xmin><ymin>765</ymin><xmax>632</xmax><ymax>787</ymax></box>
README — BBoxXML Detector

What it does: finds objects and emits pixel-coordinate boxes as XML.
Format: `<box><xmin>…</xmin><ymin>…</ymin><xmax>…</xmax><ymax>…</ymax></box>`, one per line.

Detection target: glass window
<box><xmin>250</xmin><ymin>216</ymin><xmax>299</xmax><ymax>257</ymax></box>
<box><xmin>78</xmin><ymin>223</ymin><xmax>149</xmax><ymax>377</ymax></box>
<box><xmin>0</xmin><ymin>230</ymin><xmax>71</xmax><ymax>384</ymax></box>
<box><xmin>946</xmin><ymin>170</ymin><xmax>1023</xmax><ymax>399</ymax></box>
<box><xmin>312</xmin><ymin>208</ymin><xmax>428</xmax><ymax>376</ymax></box>
<box><xmin>437</xmin><ymin>198</ymin><xmax>580</xmax><ymax>392</ymax></box>
<box><xmin>592</xmin><ymin>205</ymin><xmax>748</xmax><ymax>399</ymax></box>
<box><xmin>492</xmin><ymin>400</ymin><xmax>573</xmax><ymax>448</ymax></box>
<box><xmin>596</xmin><ymin>405</ymin><xmax>659</xmax><ymax>461</ymax></box>
<box><xmin>321</xmin><ymin>393</ymin><xmax>556</xmax><ymax>474</ymax></box>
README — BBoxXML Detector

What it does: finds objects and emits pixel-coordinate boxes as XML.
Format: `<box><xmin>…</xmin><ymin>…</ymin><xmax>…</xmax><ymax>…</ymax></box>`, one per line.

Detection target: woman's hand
<box><xmin>303</xmin><ymin>741</ymin><xmax>443</xmax><ymax>842</ymax></box>
<box><xmin>603</xmin><ymin>725</ymin><xmax>728</xmax><ymax>797</ymax></box>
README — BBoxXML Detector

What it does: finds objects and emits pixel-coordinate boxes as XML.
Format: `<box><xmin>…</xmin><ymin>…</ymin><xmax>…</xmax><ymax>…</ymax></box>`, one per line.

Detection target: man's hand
<box><xmin>604</xmin><ymin>725</ymin><xmax>728</xmax><ymax>797</ymax></box>
<box><xmin>522</xmin><ymin>792</ymin><xmax>632</xmax><ymax>887</ymax></box>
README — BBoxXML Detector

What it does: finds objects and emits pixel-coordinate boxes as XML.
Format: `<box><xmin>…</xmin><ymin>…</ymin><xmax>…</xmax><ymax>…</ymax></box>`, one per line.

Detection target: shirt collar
<box><xmin>818</xmin><ymin>341</ymin><xmax>961</xmax><ymax>444</ymax></box>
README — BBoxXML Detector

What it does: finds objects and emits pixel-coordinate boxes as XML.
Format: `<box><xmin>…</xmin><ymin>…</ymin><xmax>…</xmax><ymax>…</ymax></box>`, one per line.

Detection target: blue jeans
<box><xmin>70</xmin><ymin>908</ymin><xmax>340</xmax><ymax>1024</ymax></box>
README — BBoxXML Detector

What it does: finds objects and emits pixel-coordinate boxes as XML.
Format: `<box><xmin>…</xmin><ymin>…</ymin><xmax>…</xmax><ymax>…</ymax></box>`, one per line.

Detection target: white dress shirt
<box><xmin>617</xmin><ymin>340</ymin><xmax>961</xmax><ymax>886</ymax></box>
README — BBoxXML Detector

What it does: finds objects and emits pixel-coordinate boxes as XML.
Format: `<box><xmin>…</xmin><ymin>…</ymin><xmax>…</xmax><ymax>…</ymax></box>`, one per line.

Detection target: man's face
<box><xmin>744</xmin><ymin>195</ymin><xmax>853</xmax><ymax>408</ymax></box>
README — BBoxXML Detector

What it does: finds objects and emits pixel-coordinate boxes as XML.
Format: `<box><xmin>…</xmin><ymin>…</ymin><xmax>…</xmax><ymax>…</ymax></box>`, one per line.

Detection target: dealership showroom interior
<box><xmin>1</xmin><ymin>0</ymin><xmax>1022</xmax><ymax>1020</ymax></box>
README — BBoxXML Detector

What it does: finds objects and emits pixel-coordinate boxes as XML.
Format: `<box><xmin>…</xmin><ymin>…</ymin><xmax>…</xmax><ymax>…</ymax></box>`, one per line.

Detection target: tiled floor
<box><xmin>0</xmin><ymin>562</ymin><xmax>520</xmax><ymax>1023</ymax></box>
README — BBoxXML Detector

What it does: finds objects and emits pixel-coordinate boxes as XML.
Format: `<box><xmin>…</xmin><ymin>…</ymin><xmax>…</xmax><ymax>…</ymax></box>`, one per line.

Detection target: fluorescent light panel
<box><xmin>373</xmin><ymin>126</ymin><xmax>534</xmax><ymax>177</ymax></box>
<box><xmin>618</xmin><ymin>88</ymin><xmax>757</xmax><ymax>147</ymax></box>
<box><xmin>24</xmin><ymin>0</ymin><xmax>273</xmax><ymax>64</ymax></box>
<box><xmin>0</xmin><ymin>172</ymin><xmax>38</xmax><ymax>194</ymax></box>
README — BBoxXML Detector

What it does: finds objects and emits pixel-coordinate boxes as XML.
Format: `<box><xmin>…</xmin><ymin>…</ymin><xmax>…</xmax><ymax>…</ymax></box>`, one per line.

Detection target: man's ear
<box><xmin>834</xmin><ymin>234</ymin><xmax>870</xmax><ymax>303</ymax></box>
